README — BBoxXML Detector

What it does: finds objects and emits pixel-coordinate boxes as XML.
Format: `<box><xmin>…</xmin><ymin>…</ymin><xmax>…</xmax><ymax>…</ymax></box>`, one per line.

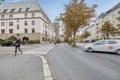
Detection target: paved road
<box><xmin>45</xmin><ymin>43</ymin><xmax>120</xmax><ymax>80</ymax></box>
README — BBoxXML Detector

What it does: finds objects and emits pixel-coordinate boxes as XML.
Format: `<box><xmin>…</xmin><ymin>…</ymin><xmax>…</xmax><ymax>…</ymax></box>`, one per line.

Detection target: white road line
<box><xmin>37</xmin><ymin>55</ymin><xmax>54</xmax><ymax>80</ymax></box>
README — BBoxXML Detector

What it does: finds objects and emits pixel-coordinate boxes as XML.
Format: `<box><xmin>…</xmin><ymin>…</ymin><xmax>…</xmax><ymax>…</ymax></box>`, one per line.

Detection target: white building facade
<box><xmin>85</xmin><ymin>2</ymin><xmax>120</xmax><ymax>41</ymax></box>
<box><xmin>0</xmin><ymin>1</ymin><xmax>55</xmax><ymax>43</ymax></box>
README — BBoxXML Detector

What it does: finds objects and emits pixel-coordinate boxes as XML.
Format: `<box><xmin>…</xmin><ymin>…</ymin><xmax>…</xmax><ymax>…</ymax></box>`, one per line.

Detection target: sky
<box><xmin>2</xmin><ymin>0</ymin><xmax>120</xmax><ymax>23</ymax></box>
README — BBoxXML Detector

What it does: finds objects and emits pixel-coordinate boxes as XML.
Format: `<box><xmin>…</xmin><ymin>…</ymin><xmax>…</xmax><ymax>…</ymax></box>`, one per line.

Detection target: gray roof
<box><xmin>0</xmin><ymin>1</ymin><xmax>42</xmax><ymax>13</ymax></box>
<box><xmin>0</xmin><ymin>1</ymin><xmax>53</xmax><ymax>25</ymax></box>
<box><xmin>97</xmin><ymin>2</ymin><xmax>120</xmax><ymax>19</ymax></box>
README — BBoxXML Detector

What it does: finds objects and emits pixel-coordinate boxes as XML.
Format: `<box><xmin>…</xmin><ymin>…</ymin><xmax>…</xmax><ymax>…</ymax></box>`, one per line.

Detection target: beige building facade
<box><xmin>0</xmin><ymin>1</ymin><xmax>55</xmax><ymax>43</ymax></box>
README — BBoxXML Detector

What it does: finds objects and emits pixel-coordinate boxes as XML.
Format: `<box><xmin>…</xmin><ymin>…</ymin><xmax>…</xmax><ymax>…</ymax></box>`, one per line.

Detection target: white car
<box><xmin>84</xmin><ymin>40</ymin><xmax>120</xmax><ymax>54</ymax></box>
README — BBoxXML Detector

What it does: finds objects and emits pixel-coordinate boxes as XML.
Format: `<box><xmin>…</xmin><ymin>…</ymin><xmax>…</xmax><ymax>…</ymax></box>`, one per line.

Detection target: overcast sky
<box><xmin>3</xmin><ymin>0</ymin><xmax>120</xmax><ymax>23</ymax></box>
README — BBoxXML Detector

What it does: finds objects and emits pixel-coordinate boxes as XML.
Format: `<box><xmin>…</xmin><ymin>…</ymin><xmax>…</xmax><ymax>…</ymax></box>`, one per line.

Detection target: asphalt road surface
<box><xmin>45</xmin><ymin>43</ymin><xmax>120</xmax><ymax>80</ymax></box>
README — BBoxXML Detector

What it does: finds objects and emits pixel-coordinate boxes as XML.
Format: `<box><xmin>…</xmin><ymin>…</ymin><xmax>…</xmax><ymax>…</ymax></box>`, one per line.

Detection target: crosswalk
<box><xmin>0</xmin><ymin>44</ymin><xmax>55</xmax><ymax>54</ymax></box>
<box><xmin>23</xmin><ymin>44</ymin><xmax>55</xmax><ymax>55</ymax></box>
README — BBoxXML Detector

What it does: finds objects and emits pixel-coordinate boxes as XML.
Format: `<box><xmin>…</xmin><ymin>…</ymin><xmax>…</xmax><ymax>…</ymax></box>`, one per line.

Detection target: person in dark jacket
<box><xmin>14</xmin><ymin>34</ymin><xmax>23</xmax><ymax>56</ymax></box>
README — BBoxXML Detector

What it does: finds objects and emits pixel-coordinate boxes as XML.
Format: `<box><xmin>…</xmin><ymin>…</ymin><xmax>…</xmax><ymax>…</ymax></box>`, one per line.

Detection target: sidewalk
<box><xmin>0</xmin><ymin>43</ymin><xmax>56</xmax><ymax>80</ymax></box>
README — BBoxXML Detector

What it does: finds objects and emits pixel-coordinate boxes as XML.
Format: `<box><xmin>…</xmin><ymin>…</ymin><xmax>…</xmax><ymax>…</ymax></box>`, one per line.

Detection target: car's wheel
<box><xmin>87</xmin><ymin>48</ymin><xmax>93</xmax><ymax>52</ymax></box>
<box><xmin>116</xmin><ymin>50</ymin><xmax>120</xmax><ymax>55</ymax></box>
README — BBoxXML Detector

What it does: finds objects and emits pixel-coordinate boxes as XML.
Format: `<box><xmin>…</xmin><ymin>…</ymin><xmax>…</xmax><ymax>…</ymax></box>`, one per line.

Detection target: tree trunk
<box><xmin>106</xmin><ymin>34</ymin><xmax>109</xmax><ymax>39</ymax></box>
<box><xmin>73</xmin><ymin>28</ymin><xmax>76</xmax><ymax>47</ymax></box>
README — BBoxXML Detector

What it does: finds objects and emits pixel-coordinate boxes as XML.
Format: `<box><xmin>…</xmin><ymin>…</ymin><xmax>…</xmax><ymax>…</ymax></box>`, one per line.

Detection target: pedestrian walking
<box><xmin>14</xmin><ymin>34</ymin><xmax>23</xmax><ymax>56</ymax></box>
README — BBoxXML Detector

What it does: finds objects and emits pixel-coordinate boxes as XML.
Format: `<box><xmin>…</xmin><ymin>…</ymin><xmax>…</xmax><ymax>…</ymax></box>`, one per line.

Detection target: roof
<box><xmin>0</xmin><ymin>1</ymin><xmax>53</xmax><ymax>26</ymax></box>
<box><xmin>0</xmin><ymin>1</ymin><xmax>42</xmax><ymax>13</ymax></box>
<box><xmin>97</xmin><ymin>2</ymin><xmax>120</xmax><ymax>19</ymax></box>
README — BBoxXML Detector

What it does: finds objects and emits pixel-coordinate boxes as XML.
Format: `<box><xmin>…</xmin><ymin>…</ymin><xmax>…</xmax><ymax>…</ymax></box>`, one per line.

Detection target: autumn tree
<box><xmin>82</xmin><ymin>30</ymin><xmax>91</xmax><ymax>39</ymax></box>
<box><xmin>60</xmin><ymin>0</ymin><xmax>97</xmax><ymax>47</ymax></box>
<box><xmin>99</xmin><ymin>21</ymin><xmax>117</xmax><ymax>39</ymax></box>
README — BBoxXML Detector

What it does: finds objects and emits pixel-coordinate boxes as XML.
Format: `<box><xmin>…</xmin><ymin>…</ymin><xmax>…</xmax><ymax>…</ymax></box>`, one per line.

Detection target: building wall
<box><xmin>85</xmin><ymin>3</ymin><xmax>120</xmax><ymax>41</ymax></box>
<box><xmin>0</xmin><ymin>2</ymin><xmax>55</xmax><ymax>43</ymax></box>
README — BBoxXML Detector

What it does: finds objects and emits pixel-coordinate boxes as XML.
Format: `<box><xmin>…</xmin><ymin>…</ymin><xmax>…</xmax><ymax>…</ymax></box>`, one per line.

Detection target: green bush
<box><xmin>0</xmin><ymin>39</ymin><xmax>4</xmax><ymax>45</ymax></box>
<box><xmin>7</xmin><ymin>35</ymin><xmax>16</xmax><ymax>41</ymax></box>
<box><xmin>27</xmin><ymin>40</ymin><xmax>40</xmax><ymax>44</ymax></box>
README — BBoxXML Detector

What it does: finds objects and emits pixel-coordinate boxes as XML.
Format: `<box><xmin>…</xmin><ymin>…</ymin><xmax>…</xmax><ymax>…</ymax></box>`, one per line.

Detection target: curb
<box><xmin>37</xmin><ymin>55</ymin><xmax>54</xmax><ymax>80</ymax></box>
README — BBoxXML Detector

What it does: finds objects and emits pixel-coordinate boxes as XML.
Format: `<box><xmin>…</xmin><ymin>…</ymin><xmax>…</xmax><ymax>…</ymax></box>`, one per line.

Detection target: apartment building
<box><xmin>0</xmin><ymin>1</ymin><xmax>55</xmax><ymax>43</ymax></box>
<box><xmin>85</xmin><ymin>2</ymin><xmax>120</xmax><ymax>41</ymax></box>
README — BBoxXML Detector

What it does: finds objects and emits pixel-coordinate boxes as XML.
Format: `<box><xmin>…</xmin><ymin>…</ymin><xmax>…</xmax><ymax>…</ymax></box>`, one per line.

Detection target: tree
<box><xmin>99</xmin><ymin>21</ymin><xmax>117</xmax><ymax>39</ymax></box>
<box><xmin>82</xmin><ymin>30</ymin><xmax>91</xmax><ymax>39</ymax></box>
<box><xmin>60</xmin><ymin>0</ymin><xmax>96</xmax><ymax>47</ymax></box>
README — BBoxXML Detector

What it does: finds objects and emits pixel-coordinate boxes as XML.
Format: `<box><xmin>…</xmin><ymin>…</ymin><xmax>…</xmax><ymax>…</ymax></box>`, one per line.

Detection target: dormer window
<box><xmin>11</xmin><ymin>9</ymin><xmax>15</xmax><ymax>12</ymax></box>
<box><xmin>3</xmin><ymin>9</ymin><xmax>8</xmax><ymax>13</ymax></box>
<box><xmin>26</xmin><ymin>8</ymin><xmax>29</xmax><ymax>12</ymax></box>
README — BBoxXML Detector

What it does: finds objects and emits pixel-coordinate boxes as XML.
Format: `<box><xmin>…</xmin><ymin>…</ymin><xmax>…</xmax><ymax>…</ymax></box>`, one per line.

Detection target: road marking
<box><xmin>37</xmin><ymin>55</ymin><xmax>54</xmax><ymax>80</ymax></box>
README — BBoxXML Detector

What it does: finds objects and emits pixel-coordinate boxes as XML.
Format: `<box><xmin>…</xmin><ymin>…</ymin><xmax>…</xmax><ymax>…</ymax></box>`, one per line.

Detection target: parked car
<box><xmin>84</xmin><ymin>40</ymin><xmax>120</xmax><ymax>54</ymax></box>
<box><xmin>1</xmin><ymin>40</ymin><xmax>14</xmax><ymax>47</ymax></box>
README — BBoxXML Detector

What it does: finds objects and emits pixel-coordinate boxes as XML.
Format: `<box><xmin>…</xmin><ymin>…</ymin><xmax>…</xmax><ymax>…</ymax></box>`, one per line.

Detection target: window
<box><xmin>42</xmin><ymin>37</ymin><xmax>44</xmax><ymax>41</ymax></box>
<box><xmin>3</xmin><ymin>9</ymin><xmax>8</xmax><ymax>13</ymax></box>
<box><xmin>118</xmin><ymin>11</ymin><xmax>120</xmax><ymax>14</ymax></box>
<box><xmin>96</xmin><ymin>23</ymin><xmax>98</xmax><ymax>25</ymax></box>
<box><xmin>97</xmin><ymin>31</ymin><xmax>99</xmax><ymax>34</ymax></box>
<box><xmin>9</xmin><ymin>14</ymin><xmax>13</xmax><ymax>19</ymax></box>
<box><xmin>96</xmin><ymin>41</ymin><xmax>105</xmax><ymax>45</ymax></box>
<box><xmin>9</xmin><ymin>21</ymin><xmax>13</xmax><ymax>26</ymax></box>
<box><xmin>17</xmin><ymin>25</ymin><xmax>19</xmax><ymax>29</ymax></box>
<box><xmin>24</xmin><ymin>21</ymin><xmax>28</xmax><ymax>25</ymax></box>
<box><xmin>24</xmin><ymin>28</ymin><xmax>28</xmax><ymax>33</ymax></box>
<box><xmin>1</xmin><ymin>29</ymin><xmax>5</xmax><ymax>34</ymax></box>
<box><xmin>26</xmin><ymin>8</ymin><xmax>29</xmax><ymax>12</ymax></box>
<box><xmin>108</xmin><ymin>41</ymin><xmax>117</xmax><ymax>44</ymax></box>
<box><xmin>32</xmin><ymin>28</ymin><xmax>35</xmax><ymax>33</ymax></box>
<box><xmin>24</xmin><ymin>13</ymin><xmax>28</xmax><ymax>18</ymax></box>
<box><xmin>9</xmin><ymin>29</ymin><xmax>13</xmax><ymax>33</ymax></box>
<box><xmin>1</xmin><ymin>22</ymin><xmax>5</xmax><ymax>26</ymax></box>
<box><xmin>11</xmin><ymin>9</ymin><xmax>15</xmax><ymax>12</ymax></box>
<box><xmin>18</xmin><ymin>8</ymin><xmax>22</xmax><ymax>12</ymax></box>
<box><xmin>1</xmin><ymin>15</ymin><xmax>5</xmax><ymax>19</ymax></box>
<box><xmin>46</xmin><ymin>38</ymin><xmax>47</xmax><ymax>41</ymax></box>
<box><xmin>32</xmin><ymin>20</ymin><xmax>35</xmax><ymax>25</ymax></box>
<box><xmin>45</xmin><ymin>31</ymin><xmax>47</xmax><ymax>36</ymax></box>
<box><xmin>17</xmin><ymin>19</ymin><xmax>19</xmax><ymax>23</ymax></box>
<box><xmin>45</xmin><ymin>25</ymin><xmax>47</xmax><ymax>29</ymax></box>
<box><xmin>32</xmin><ymin>13</ymin><xmax>35</xmax><ymax>17</ymax></box>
